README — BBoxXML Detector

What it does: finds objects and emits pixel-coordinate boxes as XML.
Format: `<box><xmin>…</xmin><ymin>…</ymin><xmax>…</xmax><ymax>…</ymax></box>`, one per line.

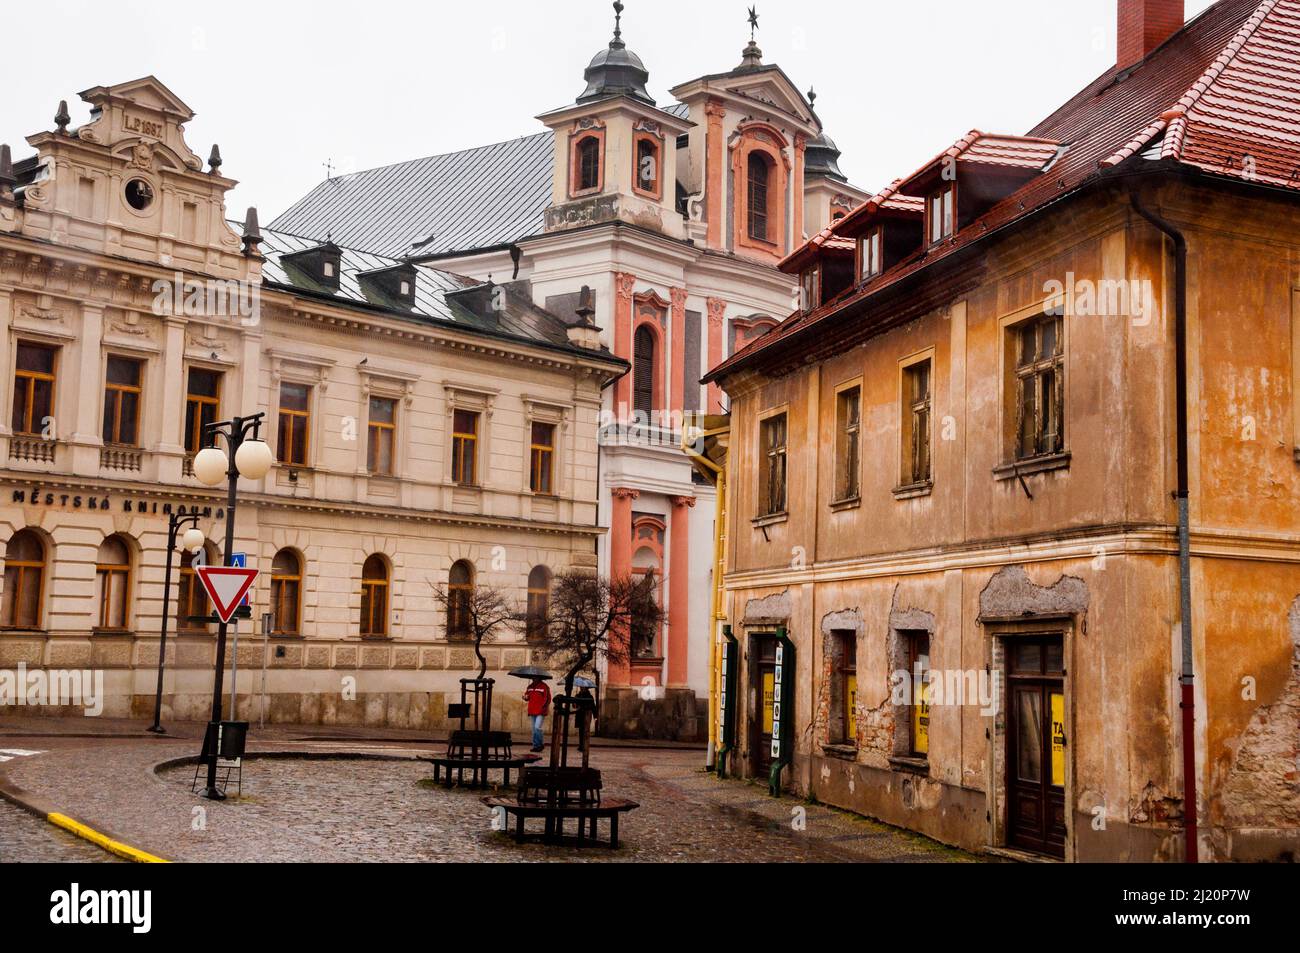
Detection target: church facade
<box><xmin>272</xmin><ymin>6</ymin><xmax>868</xmax><ymax>740</ymax></box>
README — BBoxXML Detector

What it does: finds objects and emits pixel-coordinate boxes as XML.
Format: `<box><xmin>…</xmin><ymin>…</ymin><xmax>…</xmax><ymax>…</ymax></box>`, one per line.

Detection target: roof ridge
<box><xmin>325</xmin><ymin>129</ymin><xmax>553</xmax><ymax>183</ymax></box>
<box><xmin>1104</xmin><ymin>0</ymin><xmax>1282</xmax><ymax>167</ymax></box>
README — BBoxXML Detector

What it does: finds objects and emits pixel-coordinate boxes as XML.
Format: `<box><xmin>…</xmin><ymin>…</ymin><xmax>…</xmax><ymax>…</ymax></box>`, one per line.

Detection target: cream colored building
<box><xmin>0</xmin><ymin>77</ymin><xmax>625</xmax><ymax>730</ymax></box>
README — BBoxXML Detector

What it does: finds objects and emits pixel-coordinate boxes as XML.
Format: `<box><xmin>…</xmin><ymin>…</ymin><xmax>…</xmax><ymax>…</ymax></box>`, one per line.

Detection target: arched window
<box><xmin>526</xmin><ymin>566</ymin><xmax>551</xmax><ymax>642</ymax></box>
<box><xmin>631</xmin><ymin>516</ymin><xmax>665</xmax><ymax>659</ymax></box>
<box><xmin>2</xmin><ymin>530</ymin><xmax>45</xmax><ymax>630</ymax></box>
<box><xmin>360</xmin><ymin>555</ymin><xmax>389</xmax><ymax>637</ymax></box>
<box><xmin>577</xmin><ymin>136</ymin><xmax>601</xmax><ymax>192</ymax></box>
<box><xmin>633</xmin><ymin>325</ymin><xmax>656</xmax><ymax>418</ymax></box>
<box><xmin>271</xmin><ymin>549</ymin><xmax>302</xmax><ymax>635</ymax></box>
<box><xmin>447</xmin><ymin>559</ymin><xmax>474</xmax><ymax>639</ymax></box>
<box><xmin>96</xmin><ymin>535</ymin><xmax>131</xmax><ymax>630</ymax></box>
<box><xmin>177</xmin><ymin>544</ymin><xmax>216</xmax><ymax>632</ymax></box>
<box><xmin>634</xmin><ymin>136</ymin><xmax>660</xmax><ymax>196</ymax></box>
<box><xmin>747</xmin><ymin>152</ymin><xmax>772</xmax><ymax>242</ymax></box>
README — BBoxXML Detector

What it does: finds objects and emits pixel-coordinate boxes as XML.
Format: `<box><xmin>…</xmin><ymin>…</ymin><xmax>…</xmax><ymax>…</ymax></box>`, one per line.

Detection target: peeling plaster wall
<box><xmin>1210</xmin><ymin>595</ymin><xmax>1300</xmax><ymax>861</ymax></box>
<box><xmin>978</xmin><ymin>566</ymin><xmax>1088</xmax><ymax>619</ymax></box>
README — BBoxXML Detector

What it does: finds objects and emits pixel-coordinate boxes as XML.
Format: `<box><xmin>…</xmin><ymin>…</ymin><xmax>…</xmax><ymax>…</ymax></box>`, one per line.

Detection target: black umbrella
<box><xmin>508</xmin><ymin>666</ymin><xmax>553</xmax><ymax>680</ymax></box>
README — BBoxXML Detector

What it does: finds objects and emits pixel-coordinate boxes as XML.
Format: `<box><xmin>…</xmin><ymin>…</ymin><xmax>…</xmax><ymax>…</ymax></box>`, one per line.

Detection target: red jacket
<box><xmin>524</xmin><ymin>682</ymin><xmax>551</xmax><ymax>716</ymax></box>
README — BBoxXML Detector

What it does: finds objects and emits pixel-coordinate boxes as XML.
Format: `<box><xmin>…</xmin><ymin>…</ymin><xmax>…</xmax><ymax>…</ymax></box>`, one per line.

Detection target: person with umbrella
<box><xmin>515</xmin><ymin>667</ymin><xmax>552</xmax><ymax>753</ymax></box>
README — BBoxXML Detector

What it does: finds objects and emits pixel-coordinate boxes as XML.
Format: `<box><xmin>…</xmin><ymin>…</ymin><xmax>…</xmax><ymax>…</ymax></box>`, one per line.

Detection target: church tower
<box><xmin>537</xmin><ymin>2</ymin><xmax>692</xmax><ymax>240</ymax></box>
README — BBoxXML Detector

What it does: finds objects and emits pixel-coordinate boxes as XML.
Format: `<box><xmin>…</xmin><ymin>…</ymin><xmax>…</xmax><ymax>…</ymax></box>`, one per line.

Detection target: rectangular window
<box><xmin>927</xmin><ymin>184</ymin><xmax>955</xmax><ymax>245</ymax></box>
<box><xmin>367</xmin><ymin>396</ymin><xmax>397</xmax><ymax>475</ymax></box>
<box><xmin>101</xmin><ymin>356</ymin><xmax>142</xmax><ymax>446</ymax></box>
<box><xmin>908</xmin><ymin>631</ymin><xmax>931</xmax><ymax>758</ymax></box>
<box><xmin>860</xmin><ymin>226</ymin><xmax>883</xmax><ymax>280</ymax></box>
<box><xmin>11</xmin><ymin>342</ymin><xmax>57</xmax><ymax>437</ymax></box>
<box><xmin>451</xmin><ymin>409</ymin><xmax>479</xmax><ymax>486</ymax></box>
<box><xmin>834</xmin><ymin>386</ymin><xmax>861</xmax><ymax>502</ymax></box>
<box><xmin>800</xmin><ymin>267</ymin><xmax>821</xmax><ymax>313</ymax></box>
<box><xmin>529</xmin><ymin>421</ymin><xmax>555</xmax><ymax>494</ymax></box>
<box><xmin>759</xmin><ymin>413</ymin><xmax>788</xmax><ymax>517</ymax></box>
<box><xmin>277</xmin><ymin>382</ymin><xmax>311</xmax><ymax>466</ymax></box>
<box><xmin>902</xmin><ymin>359</ymin><xmax>933</xmax><ymax>485</ymax></box>
<box><xmin>838</xmin><ymin>632</ymin><xmax>857</xmax><ymax>745</ymax></box>
<box><xmin>184</xmin><ymin>368</ymin><xmax>222</xmax><ymax>454</ymax></box>
<box><xmin>1014</xmin><ymin>314</ymin><xmax>1065</xmax><ymax>459</ymax></box>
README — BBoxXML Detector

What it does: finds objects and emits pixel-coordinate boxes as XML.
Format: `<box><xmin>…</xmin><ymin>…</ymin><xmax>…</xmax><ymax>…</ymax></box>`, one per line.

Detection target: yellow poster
<box><xmin>913</xmin><ymin>678</ymin><xmax>929</xmax><ymax>755</ymax></box>
<box><xmin>846</xmin><ymin>674</ymin><xmax>857</xmax><ymax>738</ymax></box>
<box><xmin>762</xmin><ymin>672</ymin><xmax>775</xmax><ymax>735</ymax></box>
<box><xmin>1051</xmin><ymin>691</ymin><xmax>1066</xmax><ymax>787</ymax></box>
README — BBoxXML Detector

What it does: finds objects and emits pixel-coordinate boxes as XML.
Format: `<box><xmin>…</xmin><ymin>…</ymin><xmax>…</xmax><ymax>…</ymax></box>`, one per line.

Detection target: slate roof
<box><xmin>252</xmin><ymin>224</ymin><xmax>615</xmax><ymax>360</ymax></box>
<box><xmin>270</xmin><ymin>102</ymin><xmax>692</xmax><ymax>261</ymax></box>
<box><xmin>708</xmin><ymin>0</ymin><xmax>1300</xmax><ymax>383</ymax></box>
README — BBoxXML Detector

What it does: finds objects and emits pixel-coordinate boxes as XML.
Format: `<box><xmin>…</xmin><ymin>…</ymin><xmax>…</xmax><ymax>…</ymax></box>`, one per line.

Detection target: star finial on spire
<box><xmin>748</xmin><ymin>6</ymin><xmax>759</xmax><ymax>41</ymax></box>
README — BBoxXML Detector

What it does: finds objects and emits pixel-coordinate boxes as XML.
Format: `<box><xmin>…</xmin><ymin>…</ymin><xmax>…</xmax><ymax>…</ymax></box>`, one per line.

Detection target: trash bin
<box><xmin>219</xmin><ymin>721</ymin><xmax>249</xmax><ymax>761</ymax></box>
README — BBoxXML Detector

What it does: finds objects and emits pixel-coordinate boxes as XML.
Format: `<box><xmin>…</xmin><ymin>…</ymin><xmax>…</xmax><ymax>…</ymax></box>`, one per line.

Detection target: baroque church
<box><xmin>271</xmin><ymin>3</ymin><xmax>868</xmax><ymax>736</ymax></box>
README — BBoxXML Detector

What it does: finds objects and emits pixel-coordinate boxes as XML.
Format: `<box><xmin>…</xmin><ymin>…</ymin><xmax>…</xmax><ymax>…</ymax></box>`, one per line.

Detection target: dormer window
<box><xmin>747</xmin><ymin>152</ymin><xmax>772</xmax><ymax>243</ymax></box>
<box><xmin>927</xmin><ymin>183</ymin><xmax>955</xmax><ymax>245</ymax></box>
<box><xmin>800</xmin><ymin>266</ymin><xmax>821</xmax><ymax>313</ymax></box>
<box><xmin>860</xmin><ymin>226</ymin><xmax>883</xmax><ymax>281</ymax></box>
<box><xmin>282</xmin><ymin>241</ymin><xmax>343</xmax><ymax>292</ymax></box>
<box><xmin>400</xmin><ymin>280</ymin><xmax>411</xmax><ymax>297</ymax></box>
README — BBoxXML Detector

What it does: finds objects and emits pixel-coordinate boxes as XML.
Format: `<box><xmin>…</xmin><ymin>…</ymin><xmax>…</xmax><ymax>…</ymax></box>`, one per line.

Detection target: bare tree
<box><xmin>431</xmin><ymin>577</ymin><xmax>520</xmax><ymax>680</ymax></box>
<box><xmin>530</xmin><ymin>569</ymin><xmax>665</xmax><ymax>695</ymax></box>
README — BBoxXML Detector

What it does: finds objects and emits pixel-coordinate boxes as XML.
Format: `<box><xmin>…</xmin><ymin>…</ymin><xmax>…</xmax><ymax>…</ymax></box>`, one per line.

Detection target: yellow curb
<box><xmin>47</xmin><ymin>812</ymin><xmax>169</xmax><ymax>863</ymax></box>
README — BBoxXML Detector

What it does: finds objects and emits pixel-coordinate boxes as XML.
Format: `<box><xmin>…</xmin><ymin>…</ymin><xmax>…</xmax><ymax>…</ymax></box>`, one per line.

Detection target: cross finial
<box><xmin>748</xmin><ymin>6</ymin><xmax>759</xmax><ymax>40</ymax></box>
<box><xmin>323</xmin><ymin>157</ymin><xmax>335</xmax><ymax>180</ymax></box>
<box><xmin>613</xmin><ymin>1</ymin><xmax>624</xmax><ymax>42</ymax></box>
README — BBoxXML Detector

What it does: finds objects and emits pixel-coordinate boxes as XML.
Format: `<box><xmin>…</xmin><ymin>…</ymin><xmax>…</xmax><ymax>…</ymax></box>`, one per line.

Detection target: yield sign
<box><xmin>196</xmin><ymin>566</ymin><xmax>259</xmax><ymax>623</ymax></box>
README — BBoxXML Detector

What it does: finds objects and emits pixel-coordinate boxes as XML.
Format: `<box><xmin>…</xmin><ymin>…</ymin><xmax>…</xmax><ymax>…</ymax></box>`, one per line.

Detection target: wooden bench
<box><xmin>483</xmin><ymin>795</ymin><xmax>639</xmax><ymax>849</ymax></box>
<box><xmin>419</xmin><ymin>729</ymin><xmax>542</xmax><ymax>788</ymax></box>
<box><xmin>517</xmin><ymin>765</ymin><xmax>602</xmax><ymax>806</ymax></box>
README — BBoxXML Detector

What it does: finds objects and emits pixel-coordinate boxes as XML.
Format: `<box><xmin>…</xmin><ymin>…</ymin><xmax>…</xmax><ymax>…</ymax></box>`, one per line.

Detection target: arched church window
<box><xmin>633</xmin><ymin>325</ymin><xmax>656</xmax><ymax>419</ymax></box>
<box><xmin>747</xmin><ymin>152</ymin><xmax>772</xmax><ymax>242</ymax></box>
<box><xmin>577</xmin><ymin>136</ymin><xmax>601</xmax><ymax>192</ymax></box>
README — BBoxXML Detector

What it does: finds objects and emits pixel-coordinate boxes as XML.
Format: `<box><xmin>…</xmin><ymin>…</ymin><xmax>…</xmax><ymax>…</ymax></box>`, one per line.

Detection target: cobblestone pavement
<box><xmin>0</xmin><ymin>722</ymin><xmax>976</xmax><ymax>863</ymax></box>
<box><xmin>0</xmin><ymin>800</ymin><xmax>122</xmax><ymax>863</ymax></box>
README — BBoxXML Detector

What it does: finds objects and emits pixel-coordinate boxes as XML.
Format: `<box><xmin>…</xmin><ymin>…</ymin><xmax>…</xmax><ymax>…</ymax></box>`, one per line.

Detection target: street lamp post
<box><xmin>148</xmin><ymin>511</ymin><xmax>207</xmax><ymax>734</ymax></box>
<box><xmin>192</xmin><ymin>412</ymin><xmax>274</xmax><ymax>800</ymax></box>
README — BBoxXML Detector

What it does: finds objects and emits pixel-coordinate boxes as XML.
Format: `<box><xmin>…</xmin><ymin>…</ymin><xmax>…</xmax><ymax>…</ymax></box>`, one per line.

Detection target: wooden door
<box><xmin>1006</xmin><ymin>637</ymin><xmax>1067</xmax><ymax>858</ymax></box>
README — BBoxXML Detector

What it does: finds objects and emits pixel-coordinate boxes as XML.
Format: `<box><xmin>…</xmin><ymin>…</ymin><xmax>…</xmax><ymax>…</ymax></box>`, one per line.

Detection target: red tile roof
<box><xmin>709</xmin><ymin>0</ymin><xmax>1298</xmax><ymax>384</ymax></box>
<box><xmin>778</xmin><ymin>221</ymin><xmax>857</xmax><ymax>273</ymax></box>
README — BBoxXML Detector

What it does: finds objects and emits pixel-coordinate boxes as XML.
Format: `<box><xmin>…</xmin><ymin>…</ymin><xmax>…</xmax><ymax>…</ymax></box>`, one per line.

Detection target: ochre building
<box><xmin>705</xmin><ymin>0</ymin><xmax>1300</xmax><ymax>862</ymax></box>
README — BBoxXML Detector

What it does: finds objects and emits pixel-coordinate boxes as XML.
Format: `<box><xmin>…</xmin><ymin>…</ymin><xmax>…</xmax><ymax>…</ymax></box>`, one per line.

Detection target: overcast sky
<box><xmin>3</xmin><ymin>0</ymin><xmax>1218</xmax><ymax>221</ymax></box>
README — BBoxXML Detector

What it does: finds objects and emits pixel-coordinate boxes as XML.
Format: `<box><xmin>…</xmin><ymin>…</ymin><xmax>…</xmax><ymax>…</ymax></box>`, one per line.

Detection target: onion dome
<box><xmin>577</xmin><ymin>2</ymin><xmax>655</xmax><ymax>106</ymax></box>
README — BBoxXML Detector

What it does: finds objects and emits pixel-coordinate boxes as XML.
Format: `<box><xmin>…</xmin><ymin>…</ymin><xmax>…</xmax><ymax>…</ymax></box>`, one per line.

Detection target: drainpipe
<box><xmin>1130</xmin><ymin>193</ymin><xmax>1198</xmax><ymax>864</ymax></box>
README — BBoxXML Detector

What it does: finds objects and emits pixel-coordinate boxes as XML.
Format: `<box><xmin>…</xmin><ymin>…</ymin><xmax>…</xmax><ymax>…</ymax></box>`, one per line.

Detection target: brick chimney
<box><xmin>1118</xmin><ymin>0</ymin><xmax>1185</xmax><ymax>68</ymax></box>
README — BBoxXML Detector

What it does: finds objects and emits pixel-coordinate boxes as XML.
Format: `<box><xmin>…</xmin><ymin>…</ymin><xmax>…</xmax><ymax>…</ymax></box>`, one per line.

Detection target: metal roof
<box><xmin>270</xmin><ymin>102</ymin><xmax>692</xmax><ymax>261</ymax></box>
<box><xmin>269</xmin><ymin>133</ymin><xmax>556</xmax><ymax>259</ymax></box>
<box><xmin>252</xmin><ymin>223</ymin><xmax>604</xmax><ymax>357</ymax></box>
